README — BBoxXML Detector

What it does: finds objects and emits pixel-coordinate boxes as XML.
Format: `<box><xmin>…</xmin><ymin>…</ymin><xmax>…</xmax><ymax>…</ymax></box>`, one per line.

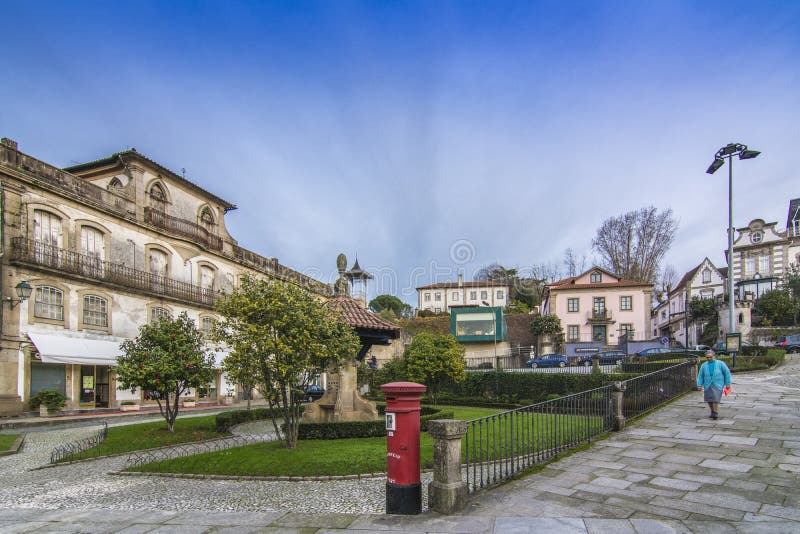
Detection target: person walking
<box><xmin>696</xmin><ymin>349</ymin><xmax>732</xmax><ymax>420</ymax></box>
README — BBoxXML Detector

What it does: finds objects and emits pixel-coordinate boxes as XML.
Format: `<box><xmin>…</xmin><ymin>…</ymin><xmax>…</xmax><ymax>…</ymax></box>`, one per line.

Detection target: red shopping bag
<box><xmin>723</xmin><ymin>385</ymin><xmax>732</xmax><ymax>397</ymax></box>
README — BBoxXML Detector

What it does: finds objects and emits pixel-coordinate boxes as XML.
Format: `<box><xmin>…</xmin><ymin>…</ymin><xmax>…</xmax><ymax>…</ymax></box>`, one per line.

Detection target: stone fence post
<box><xmin>611</xmin><ymin>381</ymin><xmax>626</xmax><ymax>431</ymax></box>
<box><xmin>427</xmin><ymin>420</ymin><xmax>468</xmax><ymax>514</ymax></box>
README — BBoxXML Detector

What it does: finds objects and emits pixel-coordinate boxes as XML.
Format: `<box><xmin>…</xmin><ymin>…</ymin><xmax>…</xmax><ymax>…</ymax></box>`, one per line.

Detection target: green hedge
<box><xmin>444</xmin><ymin>372</ymin><xmax>639</xmax><ymax>405</ymax></box>
<box><xmin>621</xmin><ymin>360</ymin><xmax>687</xmax><ymax>373</ymax></box>
<box><xmin>718</xmin><ymin>348</ymin><xmax>785</xmax><ymax>372</ymax></box>
<box><xmin>215</xmin><ymin>406</ymin><xmax>289</xmax><ymax>433</ymax></box>
<box><xmin>295</xmin><ymin>406</ymin><xmax>454</xmax><ymax>440</ymax></box>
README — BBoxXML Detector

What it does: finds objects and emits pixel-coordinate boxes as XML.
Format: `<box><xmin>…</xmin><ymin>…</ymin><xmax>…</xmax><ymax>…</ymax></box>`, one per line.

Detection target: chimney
<box><xmin>458</xmin><ymin>273</ymin><xmax>464</xmax><ymax>287</ymax></box>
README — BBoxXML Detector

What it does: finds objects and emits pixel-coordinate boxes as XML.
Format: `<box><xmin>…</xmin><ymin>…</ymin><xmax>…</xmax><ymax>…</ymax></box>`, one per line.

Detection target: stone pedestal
<box><xmin>302</xmin><ymin>360</ymin><xmax>379</xmax><ymax>423</ymax></box>
<box><xmin>611</xmin><ymin>381</ymin><xmax>626</xmax><ymax>431</ymax></box>
<box><xmin>427</xmin><ymin>419</ymin><xmax>469</xmax><ymax>514</ymax></box>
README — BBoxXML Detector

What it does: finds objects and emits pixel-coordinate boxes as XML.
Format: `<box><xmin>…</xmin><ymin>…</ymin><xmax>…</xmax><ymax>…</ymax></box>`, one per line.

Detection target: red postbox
<box><xmin>381</xmin><ymin>381</ymin><xmax>426</xmax><ymax>515</ymax></box>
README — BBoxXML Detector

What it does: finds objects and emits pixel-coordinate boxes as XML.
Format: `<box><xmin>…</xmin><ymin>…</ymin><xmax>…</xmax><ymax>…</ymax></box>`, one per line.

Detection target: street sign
<box><xmin>661</xmin><ymin>337</ymin><xmax>669</xmax><ymax>345</ymax></box>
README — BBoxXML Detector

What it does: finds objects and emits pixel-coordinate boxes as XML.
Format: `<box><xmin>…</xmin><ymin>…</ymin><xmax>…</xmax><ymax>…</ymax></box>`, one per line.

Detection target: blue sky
<box><xmin>2</xmin><ymin>1</ymin><xmax>798</xmax><ymax>305</ymax></box>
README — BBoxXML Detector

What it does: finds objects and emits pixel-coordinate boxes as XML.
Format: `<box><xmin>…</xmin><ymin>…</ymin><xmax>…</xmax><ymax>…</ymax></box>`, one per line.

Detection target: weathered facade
<box><xmin>0</xmin><ymin>138</ymin><xmax>331</xmax><ymax>416</ymax></box>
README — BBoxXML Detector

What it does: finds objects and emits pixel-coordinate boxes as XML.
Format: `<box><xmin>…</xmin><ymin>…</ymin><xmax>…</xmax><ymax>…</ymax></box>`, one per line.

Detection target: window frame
<box><xmin>620</xmin><ymin>295</ymin><xmax>633</xmax><ymax>311</ymax></box>
<box><xmin>78</xmin><ymin>289</ymin><xmax>112</xmax><ymax>333</ymax></box>
<box><xmin>590</xmin><ymin>271</ymin><xmax>602</xmax><ymax>283</ymax></box>
<box><xmin>567</xmin><ymin>298</ymin><xmax>579</xmax><ymax>313</ymax></box>
<box><xmin>567</xmin><ymin>325</ymin><xmax>580</xmax><ymax>342</ymax></box>
<box><xmin>30</xmin><ymin>282</ymin><xmax>68</xmax><ymax>327</ymax></box>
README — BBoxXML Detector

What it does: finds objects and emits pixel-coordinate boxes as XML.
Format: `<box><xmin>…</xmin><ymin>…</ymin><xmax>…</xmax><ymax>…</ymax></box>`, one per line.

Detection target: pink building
<box><xmin>542</xmin><ymin>267</ymin><xmax>653</xmax><ymax>346</ymax></box>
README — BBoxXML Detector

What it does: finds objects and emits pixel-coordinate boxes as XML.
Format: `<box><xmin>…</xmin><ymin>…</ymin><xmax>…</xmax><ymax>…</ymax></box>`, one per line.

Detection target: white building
<box><xmin>0</xmin><ymin>138</ymin><xmax>331</xmax><ymax>415</ymax></box>
<box><xmin>416</xmin><ymin>274</ymin><xmax>509</xmax><ymax>313</ymax></box>
<box><xmin>651</xmin><ymin>258</ymin><xmax>726</xmax><ymax>346</ymax></box>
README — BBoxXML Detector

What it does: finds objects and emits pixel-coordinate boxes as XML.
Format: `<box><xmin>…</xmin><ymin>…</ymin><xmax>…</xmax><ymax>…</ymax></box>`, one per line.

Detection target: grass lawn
<box><xmin>63</xmin><ymin>415</ymin><xmax>225</xmax><ymax>461</ymax></box>
<box><xmin>0</xmin><ymin>434</ymin><xmax>20</xmax><ymax>450</ymax></box>
<box><xmin>125</xmin><ymin>405</ymin><xmax>603</xmax><ymax>476</ymax></box>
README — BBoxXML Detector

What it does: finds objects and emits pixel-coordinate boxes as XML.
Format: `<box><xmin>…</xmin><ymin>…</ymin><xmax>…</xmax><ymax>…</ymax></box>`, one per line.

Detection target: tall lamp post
<box><xmin>706</xmin><ymin>143</ymin><xmax>760</xmax><ymax>361</ymax></box>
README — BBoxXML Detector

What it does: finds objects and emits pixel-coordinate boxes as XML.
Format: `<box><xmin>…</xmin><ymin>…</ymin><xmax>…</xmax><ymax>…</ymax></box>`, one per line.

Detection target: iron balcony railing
<box><xmin>622</xmin><ymin>361</ymin><xmax>695</xmax><ymax>419</ymax></box>
<box><xmin>588</xmin><ymin>309</ymin><xmax>613</xmax><ymax>321</ymax></box>
<box><xmin>464</xmin><ymin>386</ymin><xmax>613</xmax><ymax>493</ymax></box>
<box><xmin>231</xmin><ymin>245</ymin><xmax>333</xmax><ymax>297</ymax></box>
<box><xmin>144</xmin><ymin>208</ymin><xmax>223</xmax><ymax>251</ymax></box>
<box><xmin>0</xmin><ymin>144</ymin><xmax>135</xmax><ymax>218</ymax></box>
<box><xmin>9</xmin><ymin>238</ymin><xmax>218</xmax><ymax>308</ymax></box>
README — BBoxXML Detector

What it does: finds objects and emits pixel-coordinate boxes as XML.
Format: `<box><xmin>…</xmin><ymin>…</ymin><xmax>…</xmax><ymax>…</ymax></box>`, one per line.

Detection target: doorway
<box><xmin>592</xmin><ymin>325</ymin><xmax>607</xmax><ymax>344</ymax></box>
<box><xmin>79</xmin><ymin>365</ymin><xmax>110</xmax><ymax>408</ymax></box>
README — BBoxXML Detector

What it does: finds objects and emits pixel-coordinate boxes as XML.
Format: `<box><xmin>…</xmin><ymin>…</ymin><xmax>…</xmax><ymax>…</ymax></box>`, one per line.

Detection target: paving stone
<box><xmin>603</xmin><ymin>498</ymin><xmax>689</xmax><ymax>520</ymax></box>
<box><xmin>627</xmin><ymin>518</ymin><xmax>688</xmax><ymax>533</ymax></box>
<box><xmin>654</xmin><ymin>454</ymin><xmax>702</xmax><ymax>466</ymax></box>
<box><xmin>758</xmin><ymin>505</ymin><xmax>800</xmax><ymax>522</ymax></box>
<box><xmin>165</xmin><ymin>511</ymin><xmax>285</xmax><ymax>526</ymax></box>
<box><xmin>648</xmin><ymin>497</ymin><xmax>745</xmax><ymax>521</ymax></box>
<box><xmin>493</xmin><ymin>517</ymin><xmax>587</xmax><ymax>533</ymax></box>
<box><xmin>697</xmin><ymin>459</ymin><xmax>753</xmax><ymax>472</ymax></box>
<box><xmin>648</xmin><ymin>477</ymin><xmax>701</xmax><ymax>491</ymax></box>
<box><xmin>591</xmin><ymin>477</ymin><xmax>633</xmax><ymax>490</ymax></box>
<box><xmin>735</xmin><ymin>522</ymin><xmax>800</xmax><ymax>533</ymax></box>
<box><xmin>271</xmin><ymin>512</ymin><xmax>356</xmax><ymax>529</ymax></box>
<box><xmin>584</xmin><ymin>518</ymin><xmax>635</xmax><ymax>534</ymax></box>
<box><xmin>0</xmin><ymin>521</ymin><xmax>52</xmax><ymax>533</ymax></box>
<box><xmin>672</xmin><ymin>473</ymin><xmax>726</xmax><ymax>485</ymax></box>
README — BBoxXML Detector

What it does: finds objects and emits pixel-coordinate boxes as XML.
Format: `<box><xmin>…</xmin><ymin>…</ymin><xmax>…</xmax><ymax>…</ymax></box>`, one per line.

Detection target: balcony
<box><xmin>144</xmin><ymin>208</ymin><xmax>223</xmax><ymax>252</ymax></box>
<box><xmin>231</xmin><ymin>245</ymin><xmax>333</xmax><ymax>296</ymax></box>
<box><xmin>9</xmin><ymin>238</ymin><xmax>218</xmax><ymax>308</ymax></box>
<box><xmin>0</xmin><ymin>143</ymin><xmax>135</xmax><ymax>218</ymax></box>
<box><xmin>587</xmin><ymin>309</ymin><xmax>614</xmax><ymax>323</ymax></box>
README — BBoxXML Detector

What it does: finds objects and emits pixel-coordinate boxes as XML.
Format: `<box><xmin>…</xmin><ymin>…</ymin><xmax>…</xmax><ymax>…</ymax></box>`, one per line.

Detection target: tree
<box><xmin>689</xmin><ymin>297</ymin><xmax>719</xmax><ymax>346</ymax></box>
<box><xmin>117</xmin><ymin>312</ymin><xmax>216</xmax><ymax>432</ymax></box>
<box><xmin>403</xmin><ymin>334</ymin><xmax>466</xmax><ymax>404</ymax></box>
<box><xmin>754</xmin><ymin>289</ymin><xmax>796</xmax><ymax>326</ymax></box>
<box><xmin>213</xmin><ymin>275</ymin><xmax>361</xmax><ymax>448</ymax></box>
<box><xmin>369</xmin><ymin>294</ymin><xmax>412</xmax><ymax>319</ymax></box>
<box><xmin>563</xmin><ymin>248</ymin><xmax>587</xmax><ymax>278</ymax></box>
<box><xmin>658</xmin><ymin>264</ymin><xmax>678</xmax><ymax>295</ymax></box>
<box><xmin>476</xmin><ymin>263</ymin><xmax>539</xmax><ymax>309</ymax></box>
<box><xmin>591</xmin><ymin>206</ymin><xmax>678</xmax><ymax>282</ymax></box>
<box><xmin>530</xmin><ymin>314</ymin><xmax>563</xmax><ymax>336</ymax></box>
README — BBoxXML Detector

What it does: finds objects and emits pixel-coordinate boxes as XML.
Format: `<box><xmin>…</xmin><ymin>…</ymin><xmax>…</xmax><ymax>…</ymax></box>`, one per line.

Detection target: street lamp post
<box><xmin>706</xmin><ymin>143</ymin><xmax>760</xmax><ymax>366</ymax></box>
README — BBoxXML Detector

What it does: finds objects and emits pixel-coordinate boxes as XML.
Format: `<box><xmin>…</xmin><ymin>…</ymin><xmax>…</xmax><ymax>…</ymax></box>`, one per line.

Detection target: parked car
<box><xmin>711</xmin><ymin>341</ymin><xmax>754</xmax><ymax>355</ymax></box>
<box><xmin>690</xmin><ymin>345</ymin><xmax>712</xmax><ymax>352</ymax></box>
<box><xmin>774</xmin><ymin>334</ymin><xmax>800</xmax><ymax>354</ymax></box>
<box><xmin>635</xmin><ymin>347</ymin><xmax>673</xmax><ymax>357</ymax></box>
<box><xmin>526</xmin><ymin>353</ymin><xmax>570</xmax><ymax>368</ymax></box>
<box><xmin>303</xmin><ymin>384</ymin><xmax>325</xmax><ymax>402</ymax></box>
<box><xmin>577</xmin><ymin>350</ymin><xmax>627</xmax><ymax>367</ymax></box>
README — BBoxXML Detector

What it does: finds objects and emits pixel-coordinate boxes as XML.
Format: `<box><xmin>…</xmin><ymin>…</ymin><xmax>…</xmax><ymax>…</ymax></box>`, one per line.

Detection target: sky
<box><xmin>1</xmin><ymin>1</ymin><xmax>798</xmax><ymax>306</ymax></box>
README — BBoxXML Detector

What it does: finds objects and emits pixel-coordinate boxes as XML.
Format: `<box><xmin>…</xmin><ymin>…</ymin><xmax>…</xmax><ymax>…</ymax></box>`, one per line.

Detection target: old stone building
<box><xmin>0</xmin><ymin>138</ymin><xmax>331</xmax><ymax>416</ymax></box>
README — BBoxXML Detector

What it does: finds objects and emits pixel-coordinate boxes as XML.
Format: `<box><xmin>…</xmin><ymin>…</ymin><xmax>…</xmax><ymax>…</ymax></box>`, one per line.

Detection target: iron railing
<box><xmin>464</xmin><ymin>386</ymin><xmax>613</xmax><ymax>493</ymax></box>
<box><xmin>230</xmin><ymin>245</ymin><xmax>333</xmax><ymax>296</ymax></box>
<box><xmin>622</xmin><ymin>361</ymin><xmax>695</xmax><ymax>419</ymax></box>
<box><xmin>9</xmin><ymin>238</ymin><xmax>218</xmax><ymax>308</ymax></box>
<box><xmin>144</xmin><ymin>208</ymin><xmax>223</xmax><ymax>251</ymax></box>
<box><xmin>50</xmin><ymin>422</ymin><xmax>108</xmax><ymax>464</ymax></box>
<box><xmin>0</xmin><ymin>144</ymin><xmax>135</xmax><ymax>218</ymax></box>
<box><xmin>125</xmin><ymin>433</ymin><xmax>276</xmax><ymax>472</ymax></box>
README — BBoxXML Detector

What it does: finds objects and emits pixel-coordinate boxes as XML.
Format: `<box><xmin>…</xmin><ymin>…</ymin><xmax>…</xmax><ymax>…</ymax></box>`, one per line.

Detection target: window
<box><xmin>150</xmin><ymin>307</ymin><xmax>171</xmax><ymax>323</ymax></box>
<box><xmin>108</xmin><ymin>177</ymin><xmax>123</xmax><ymax>190</ymax></box>
<box><xmin>751</xmin><ymin>231</ymin><xmax>763</xmax><ymax>243</ymax></box>
<box><xmin>452</xmin><ymin>292</ymin><xmax>459</xmax><ymax>301</ymax></box>
<box><xmin>33</xmin><ymin>210</ymin><xmax>62</xmax><ymax>267</ymax></box>
<box><xmin>424</xmin><ymin>293</ymin><xmax>431</xmax><ymax>302</ymax></box>
<box><xmin>200</xmin><ymin>316</ymin><xmax>214</xmax><ymax>336</ymax></box>
<box><xmin>620</xmin><ymin>296</ymin><xmax>632</xmax><ymax>311</ymax></box>
<box><xmin>758</xmin><ymin>255</ymin><xmax>770</xmax><ymax>274</ymax></box>
<box><xmin>620</xmin><ymin>324</ymin><xmax>634</xmax><ymax>338</ymax></box>
<box><xmin>661</xmin><ymin>311</ymin><xmax>666</xmax><ymax>319</ymax></box>
<box><xmin>590</xmin><ymin>272</ymin><xmax>602</xmax><ymax>283</ymax></box>
<box><xmin>200</xmin><ymin>207</ymin><xmax>215</xmax><ymax>225</ymax></box>
<box><xmin>701</xmin><ymin>289</ymin><xmax>713</xmax><ymax>299</ymax></box>
<box><xmin>738</xmin><ymin>313</ymin><xmax>744</xmax><ymax>324</ymax></box>
<box><xmin>80</xmin><ymin>226</ymin><xmax>105</xmax><ymax>276</ymax></box>
<box><xmin>83</xmin><ymin>295</ymin><xmax>108</xmax><ymax>327</ymax></box>
<box><xmin>435</xmin><ymin>292</ymin><xmax>441</xmax><ymax>301</ymax></box>
<box><xmin>34</xmin><ymin>286</ymin><xmax>64</xmax><ymax>321</ymax></box>
<box><xmin>470</xmin><ymin>291</ymin><xmax>477</xmax><ymax>300</ymax></box>
<box><xmin>149</xmin><ymin>183</ymin><xmax>166</xmax><ymax>202</ymax></box>
<box><xmin>702</xmin><ymin>269</ymin><xmax>711</xmax><ymax>283</ymax></box>
<box><xmin>200</xmin><ymin>265</ymin><xmax>215</xmax><ymax>290</ymax></box>
<box><xmin>567</xmin><ymin>325</ymin><xmax>580</xmax><ymax>342</ymax></box>
<box><xmin>593</xmin><ymin>297</ymin><xmax>606</xmax><ymax>315</ymax></box>
<box><xmin>567</xmin><ymin>298</ymin><xmax>579</xmax><ymax>312</ymax></box>
<box><xmin>480</xmin><ymin>290</ymin><xmax>488</xmax><ymax>300</ymax></box>
<box><xmin>744</xmin><ymin>257</ymin><xmax>755</xmax><ymax>275</ymax></box>
<box><xmin>496</xmin><ymin>290</ymin><xmax>504</xmax><ymax>299</ymax></box>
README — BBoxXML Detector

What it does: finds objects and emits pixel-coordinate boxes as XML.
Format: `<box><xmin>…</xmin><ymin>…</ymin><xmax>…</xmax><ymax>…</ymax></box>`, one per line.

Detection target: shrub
<box><xmin>29</xmin><ymin>390</ymin><xmax>66</xmax><ymax>411</ymax></box>
<box><xmin>215</xmin><ymin>406</ymin><xmax>290</xmax><ymax>433</ymax></box>
<box><xmin>120</xmin><ymin>401</ymin><xmax>137</xmax><ymax>406</ymax></box>
<box><xmin>294</xmin><ymin>406</ymin><xmax>454</xmax><ymax>439</ymax></box>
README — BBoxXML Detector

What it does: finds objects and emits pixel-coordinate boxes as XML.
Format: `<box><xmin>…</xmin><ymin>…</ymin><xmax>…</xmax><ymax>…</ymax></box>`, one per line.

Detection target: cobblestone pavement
<box><xmin>0</xmin><ymin>356</ymin><xmax>798</xmax><ymax>532</ymax></box>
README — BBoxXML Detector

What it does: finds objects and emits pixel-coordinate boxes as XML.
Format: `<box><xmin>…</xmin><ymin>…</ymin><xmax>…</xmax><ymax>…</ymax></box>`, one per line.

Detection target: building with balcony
<box><xmin>651</xmin><ymin>258</ymin><xmax>726</xmax><ymax>347</ymax></box>
<box><xmin>542</xmin><ymin>266</ymin><xmax>652</xmax><ymax>346</ymax></box>
<box><xmin>416</xmin><ymin>274</ymin><xmax>509</xmax><ymax>313</ymax></box>
<box><xmin>0</xmin><ymin>138</ymin><xmax>331</xmax><ymax>416</ymax></box>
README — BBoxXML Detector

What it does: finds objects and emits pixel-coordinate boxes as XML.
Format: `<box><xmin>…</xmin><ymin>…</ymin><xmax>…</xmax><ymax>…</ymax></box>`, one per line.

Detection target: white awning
<box><xmin>28</xmin><ymin>333</ymin><xmax>123</xmax><ymax>366</ymax></box>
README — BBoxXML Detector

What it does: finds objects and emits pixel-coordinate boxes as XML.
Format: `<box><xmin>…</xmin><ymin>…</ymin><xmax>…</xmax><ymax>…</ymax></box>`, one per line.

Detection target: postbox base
<box><xmin>386</xmin><ymin>482</ymin><xmax>421</xmax><ymax>515</ymax></box>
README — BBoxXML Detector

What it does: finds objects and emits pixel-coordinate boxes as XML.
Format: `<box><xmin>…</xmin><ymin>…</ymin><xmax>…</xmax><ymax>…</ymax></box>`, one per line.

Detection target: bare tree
<box><xmin>591</xmin><ymin>206</ymin><xmax>677</xmax><ymax>283</ymax></box>
<box><xmin>563</xmin><ymin>248</ymin><xmax>587</xmax><ymax>278</ymax></box>
<box><xmin>659</xmin><ymin>264</ymin><xmax>679</xmax><ymax>294</ymax></box>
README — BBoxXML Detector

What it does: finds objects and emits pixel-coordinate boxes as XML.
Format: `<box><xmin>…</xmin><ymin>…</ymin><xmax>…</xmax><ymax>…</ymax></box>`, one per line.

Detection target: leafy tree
<box><xmin>213</xmin><ymin>275</ymin><xmax>361</xmax><ymax>448</ymax></box>
<box><xmin>754</xmin><ymin>289</ymin><xmax>796</xmax><ymax>326</ymax></box>
<box><xmin>689</xmin><ymin>297</ymin><xmax>719</xmax><ymax>346</ymax></box>
<box><xmin>591</xmin><ymin>206</ymin><xmax>678</xmax><ymax>283</ymax></box>
<box><xmin>219</xmin><ymin>348</ymin><xmax>260</xmax><ymax>410</ymax></box>
<box><xmin>369</xmin><ymin>294</ymin><xmax>413</xmax><ymax>319</ymax></box>
<box><xmin>117</xmin><ymin>312</ymin><xmax>215</xmax><ymax>432</ymax></box>
<box><xmin>476</xmin><ymin>263</ymin><xmax>539</xmax><ymax>309</ymax></box>
<box><xmin>530</xmin><ymin>314</ymin><xmax>563</xmax><ymax>336</ymax></box>
<box><xmin>403</xmin><ymin>334</ymin><xmax>465</xmax><ymax>404</ymax></box>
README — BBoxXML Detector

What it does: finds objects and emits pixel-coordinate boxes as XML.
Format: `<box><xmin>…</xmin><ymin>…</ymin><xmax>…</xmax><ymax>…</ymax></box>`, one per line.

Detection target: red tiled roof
<box><xmin>547</xmin><ymin>277</ymin><xmax>651</xmax><ymax>290</ymax></box>
<box><xmin>417</xmin><ymin>281</ymin><xmax>509</xmax><ymax>290</ymax></box>
<box><xmin>327</xmin><ymin>297</ymin><xmax>400</xmax><ymax>335</ymax></box>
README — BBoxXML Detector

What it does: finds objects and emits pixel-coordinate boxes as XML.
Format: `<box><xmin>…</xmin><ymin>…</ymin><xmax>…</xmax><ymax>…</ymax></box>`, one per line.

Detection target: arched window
<box><xmin>200</xmin><ymin>207</ymin><xmax>215</xmax><ymax>225</ymax></box>
<box><xmin>34</xmin><ymin>286</ymin><xmax>64</xmax><ymax>321</ymax></box>
<box><xmin>83</xmin><ymin>295</ymin><xmax>108</xmax><ymax>327</ymax></box>
<box><xmin>148</xmin><ymin>182</ymin><xmax>167</xmax><ymax>210</ymax></box>
<box><xmin>108</xmin><ymin>177</ymin><xmax>123</xmax><ymax>190</ymax></box>
<box><xmin>199</xmin><ymin>265</ymin><xmax>215</xmax><ymax>290</ymax></box>
<box><xmin>738</xmin><ymin>313</ymin><xmax>744</xmax><ymax>324</ymax></box>
<box><xmin>702</xmin><ymin>269</ymin><xmax>711</xmax><ymax>283</ymax></box>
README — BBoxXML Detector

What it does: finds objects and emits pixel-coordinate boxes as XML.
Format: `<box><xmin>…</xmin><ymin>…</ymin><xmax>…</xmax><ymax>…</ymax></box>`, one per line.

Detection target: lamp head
<box><xmin>15</xmin><ymin>280</ymin><xmax>32</xmax><ymax>300</ymax></box>
<box><xmin>706</xmin><ymin>158</ymin><xmax>725</xmax><ymax>174</ymax></box>
<box><xmin>739</xmin><ymin>149</ymin><xmax>760</xmax><ymax>160</ymax></box>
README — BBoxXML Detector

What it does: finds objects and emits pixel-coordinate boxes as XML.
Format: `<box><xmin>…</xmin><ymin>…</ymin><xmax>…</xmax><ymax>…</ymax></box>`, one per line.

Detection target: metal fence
<box><xmin>622</xmin><ymin>361</ymin><xmax>696</xmax><ymax>419</ymax></box>
<box><xmin>464</xmin><ymin>386</ymin><xmax>613</xmax><ymax>493</ymax></box>
<box><xmin>125</xmin><ymin>433</ymin><xmax>276</xmax><ymax>471</ymax></box>
<box><xmin>462</xmin><ymin>360</ymin><xmax>697</xmax><ymax>493</ymax></box>
<box><xmin>50</xmin><ymin>422</ymin><xmax>108</xmax><ymax>464</ymax></box>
